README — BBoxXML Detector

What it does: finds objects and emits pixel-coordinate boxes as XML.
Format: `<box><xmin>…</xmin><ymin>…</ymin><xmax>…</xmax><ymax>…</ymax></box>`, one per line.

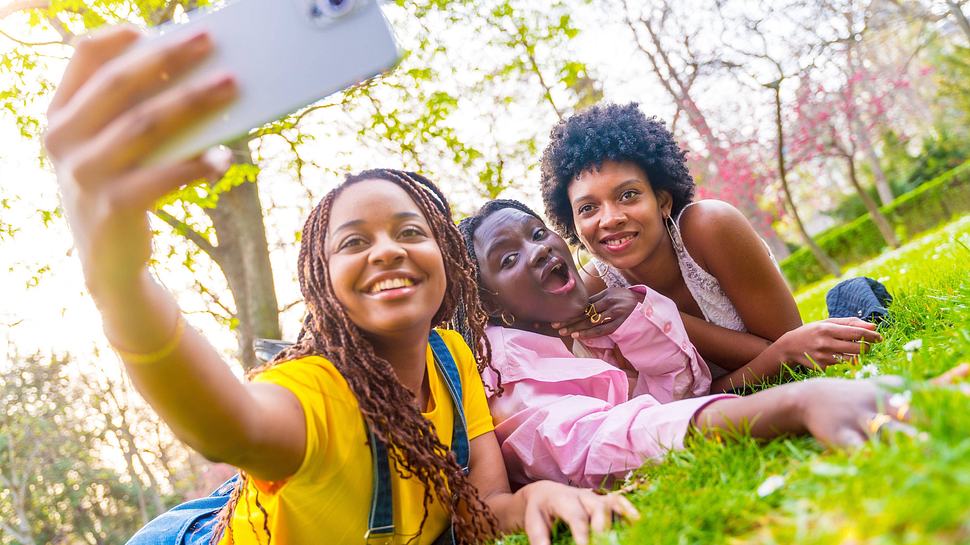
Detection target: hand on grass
<box><xmin>776</xmin><ymin>317</ymin><xmax>883</xmax><ymax>369</ymax></box>
<box><xmin>520</xmin><ymin>481</ymin><xmax>639</xmax><ymax>545</ymax></box>
<box><xmin>44</xmin><ymin>26</ymin><xmax>235</xmax><ymax>299</ymax></box>
<box><xmin>552</xmin><ymin>288</ymin><xmax>639</xmax><ymax>339</ymax></box>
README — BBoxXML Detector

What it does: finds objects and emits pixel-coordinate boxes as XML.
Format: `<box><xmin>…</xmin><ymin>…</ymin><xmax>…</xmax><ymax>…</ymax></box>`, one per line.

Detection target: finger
<box><xmin>70</xmin><ymin>73</ymin><xmax>237</xmax><ymax>184</ymax></box>
<box><xmin>48</xmin><ymin>26</ymin><xmax>141</xmax><ymax>115</ymax></box>
<box><xmin>828</xmin><ymin>339</ymin><xmax>873</xmax><ymax>356</ymax></box>
<box><xmin>831</xmin><ymin>426</ymin><xmax>867</xmax><ymax>448</ymax></box>
<box><xmin>613</xmin><ymin>494</ymin><xmax>640</xmax><ymax>521</ymax></box>
<box><xmin>826</xmin><ymin>317</ymin><xmax>877</xmax><ymax>329</ymax></box>
<box><xmin>53</xmin><ymin>31</ymin><xmax>215</xmax><ymax>151</ymax></box>
<box><xmin>110</xmin><ymin>152</ymin><xmax>231</xmax><ymax>212</ymax></box>
<box><xmin>523</xmin><ymin>504</ymin><xmax>552</xmax><ymax>545</ymax></box>
<box><xmin>827</xmin><ymin>324</ymin><xmax>883</xmax><ymax>343</ymax></box>
<box><xmin>930</xmin><ymin>363</ymin><xmax>970</xmax><ymax>386</ymax></box>
<box><xmin>880</xmin><ymin>419</ymin><xmax>917</xmax><ymax>438</ymax></box>
<box><xmin>552</xmin><ymin>312</ymin><xmax>592</xmax><ymax>330</ymax></box>
<box><xmin>582</xmin><ymin>494</ymin><xmax>611</xmax><ymax>534</ymax></box>
<box><xmin>572</xmin><ymin>320</ymin><xmax>622</xmax><ymax>339</ymax></box>
<box><xmin>558</xmin><ymin>499</ymin><xmax>591</xmax><ymax>545</ymax></box>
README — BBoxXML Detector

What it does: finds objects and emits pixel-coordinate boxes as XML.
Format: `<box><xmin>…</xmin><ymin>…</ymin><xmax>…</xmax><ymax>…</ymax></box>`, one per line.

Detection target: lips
<box><xmin>539</xmin><ymin>257</ymin><xmax>576</xmax><ymax>294</ymax></box>
<box><xmin>362</xmin><ymin>272</ymin><xmax>421</xmax><ymax>299</ymax></box>
<box><xmin>599</xmin><ymin>231</ymin><xmax>638</xmax><ymax>253</ymax></box>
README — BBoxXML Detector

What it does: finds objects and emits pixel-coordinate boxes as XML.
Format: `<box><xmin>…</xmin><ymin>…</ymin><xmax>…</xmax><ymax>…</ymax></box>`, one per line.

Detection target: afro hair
<box><xmin>539</xmin><ymin>102</ymin><xmax>695</xmax><ymax>246</ymax></box>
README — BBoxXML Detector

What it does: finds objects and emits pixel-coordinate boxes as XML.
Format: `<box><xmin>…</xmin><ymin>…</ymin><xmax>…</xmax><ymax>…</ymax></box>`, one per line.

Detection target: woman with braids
<box><xmin>45</xmin><ymin>27</ymin><xmax>637</xmax><ymax>545</ymax></box>
<box><xmin>539</xmin><ymin>102</ymin><xmax>883</xmax><ymax>391</ymax></box>
<box><xmin>457</xmin><ymin>199</ymin><xmax>957</xmax><ymax>488</ymax></box>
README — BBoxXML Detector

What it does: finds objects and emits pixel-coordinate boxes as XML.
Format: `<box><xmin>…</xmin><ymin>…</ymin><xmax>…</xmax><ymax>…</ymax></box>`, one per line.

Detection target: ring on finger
<box><xmin>585</xmin><ymin>303</ymin><xmax>603</xmax><ymax>324</ymax></box>
<box><xmin>867</xmin><ymin>413</ymin><xmax>892</xmax><ymax>435</ymax></box>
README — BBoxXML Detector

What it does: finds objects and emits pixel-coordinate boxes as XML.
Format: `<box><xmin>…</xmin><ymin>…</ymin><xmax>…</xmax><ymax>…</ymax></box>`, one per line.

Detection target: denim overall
<box><xmin>126</xmin><ymin>331</ymin><xmax>467</xmax><ymax>545</ymax></box>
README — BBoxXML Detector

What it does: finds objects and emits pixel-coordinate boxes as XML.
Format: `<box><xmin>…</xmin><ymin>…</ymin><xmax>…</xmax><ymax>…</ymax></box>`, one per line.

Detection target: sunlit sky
<box><xmin>0</xmin><ymin>3</ymin><xmax>678</xmax><ymax>372</ymax></box>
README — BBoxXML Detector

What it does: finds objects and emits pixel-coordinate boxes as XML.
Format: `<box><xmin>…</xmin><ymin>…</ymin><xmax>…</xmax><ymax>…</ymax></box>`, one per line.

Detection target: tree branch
<box><xmin>153</xmin><ymin>208</ymin><xmax>221</xmax><ymax>261</ymax></box>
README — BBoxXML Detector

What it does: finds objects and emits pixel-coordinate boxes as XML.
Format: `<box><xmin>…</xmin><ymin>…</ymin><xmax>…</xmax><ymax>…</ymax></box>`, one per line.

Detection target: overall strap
<box><xmin>364</xmin><ymin>331</ymin><xmax>470</xmax><ymax>544</ymax></box>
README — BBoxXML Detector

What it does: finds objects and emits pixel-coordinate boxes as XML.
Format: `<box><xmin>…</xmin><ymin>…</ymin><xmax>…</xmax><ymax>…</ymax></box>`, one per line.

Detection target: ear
<box><xmin>656</xmin><ymin>189</ymin><xmax>674</xmax><ymax>219</ymax></box>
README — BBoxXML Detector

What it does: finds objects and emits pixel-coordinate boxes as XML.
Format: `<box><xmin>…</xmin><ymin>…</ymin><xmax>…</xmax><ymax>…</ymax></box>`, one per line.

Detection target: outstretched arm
<box><xmin>46</xmin><ymin>27</ymin><xmax>305</xmax><ymax>481</ymax></box>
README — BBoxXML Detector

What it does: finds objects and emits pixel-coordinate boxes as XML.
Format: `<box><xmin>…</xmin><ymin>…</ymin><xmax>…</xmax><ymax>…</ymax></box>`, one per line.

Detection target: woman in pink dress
<box><xmin>457</xmin><ymin>199</ymin><xmax>914</xmax><ymax>489</ymax></box>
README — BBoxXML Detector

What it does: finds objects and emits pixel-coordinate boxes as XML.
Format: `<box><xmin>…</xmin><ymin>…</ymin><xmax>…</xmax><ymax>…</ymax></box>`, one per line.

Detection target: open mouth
<box><xmin>540</xmin><ymin>259</ymin><xmax>576</xmax><ymax>295</ymax></box>
<box><xmin>600</xmin><ymin>232</ymin><xmax>638</xmax><ymax>252</ymax></box>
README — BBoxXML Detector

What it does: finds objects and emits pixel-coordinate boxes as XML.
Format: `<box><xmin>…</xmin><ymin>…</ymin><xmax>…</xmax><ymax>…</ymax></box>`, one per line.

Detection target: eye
<box><xmin>399</xmin><ymin>225</ymin><xmax>427</xmax><ymax>239</ymax></box>
<box><xmin>500</xmin><ymin>253</ymin><xmax>518</xmax><ymax>269</ymax></box>
<box><xmin>337</xmin><ymin>235</ymin><xmax>366</xmax><ymax>252</ymax></box>
<box><xmin>619</xmin><ymin>189</ymin><xmax>640</xmax><ymax>202</ymax></box>
<box><xmin>532</xmin><ymin>227</ymin><xmax>547</xmax><ymax>241</ymax></box>
<box><xmin>576</xmin><ymin>204</ymin><xmax>595</xmax><ymax>216</ymax></box>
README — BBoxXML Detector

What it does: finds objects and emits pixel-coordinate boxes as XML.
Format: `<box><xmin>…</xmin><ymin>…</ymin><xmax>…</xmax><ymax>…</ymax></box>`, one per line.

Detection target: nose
<box><xmin>528</xmin><ymin>240</ymin><xmax>552</xmax><ymax>269</ymax></box>
<box><xmin>599</xmin><ymin>203</ymin><xmax>627</xmax><ymax>229</ymax></box>
<box><xmin>368</xmin><ymin>234</ymin><xmax>407</xmax><ymax>266</ymax></box>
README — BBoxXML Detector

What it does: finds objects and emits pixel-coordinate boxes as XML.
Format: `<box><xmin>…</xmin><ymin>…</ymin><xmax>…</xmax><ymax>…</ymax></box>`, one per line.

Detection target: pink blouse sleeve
<box><xmin>581</xmin><ymin>285</ymin><xmax>712</xmax><ymax>402</ymax></box>
<box><xmin>494</xmin><ymin>375</ymin><xmax>734</xmax><ymax>488</ymax></box>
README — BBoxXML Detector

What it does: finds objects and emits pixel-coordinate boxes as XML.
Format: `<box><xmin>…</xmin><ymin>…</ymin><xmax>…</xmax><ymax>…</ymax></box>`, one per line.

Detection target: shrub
<box><xmin>781</xmin><ymin>161</ymin><xmax>970</xmax><ymax>289</ymax></box>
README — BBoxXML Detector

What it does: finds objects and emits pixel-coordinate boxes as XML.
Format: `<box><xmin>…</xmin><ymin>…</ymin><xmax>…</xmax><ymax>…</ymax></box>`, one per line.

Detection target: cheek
<box><xmin>573</xmin><ymin>215</ymin><xmax>597</xmax><ymax>245</ymax></box>
<box><xmin>325</xmin><ymin>258</ymin><xmax>358</xmax><ymax>309</ymax></box>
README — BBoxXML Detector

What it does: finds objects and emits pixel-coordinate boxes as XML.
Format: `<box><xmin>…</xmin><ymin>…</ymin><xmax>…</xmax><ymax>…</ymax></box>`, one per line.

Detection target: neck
<box><xmin>625</xmin><ymin>229</ymin><xmax>682</xmax><ymax>293</ymax></box>
<box><xmin>369</xmin><ymin>328</ymin><xmax>429</xmax><ymax>398</ymax></box>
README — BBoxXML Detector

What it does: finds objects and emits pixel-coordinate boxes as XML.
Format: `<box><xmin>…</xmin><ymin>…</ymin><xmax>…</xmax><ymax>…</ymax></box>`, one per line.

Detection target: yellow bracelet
<box><xmin>111</xmin><ymin>313</ymin><xmax>187</xmax><ymax>365</ymax></box>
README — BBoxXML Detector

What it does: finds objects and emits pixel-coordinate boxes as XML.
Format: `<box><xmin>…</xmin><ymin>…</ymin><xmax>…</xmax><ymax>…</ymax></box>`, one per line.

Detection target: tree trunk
<box><xmin>205</xmin><ymin>139</ymin><xmax>282</xmax><ymax>370</ymax></box>
<box><xmin>854</xmin><ymin>120</ymin><xmax>895</xmax><ymax>205</ymax></box>
<box><xmin>845</xmin><ymin>154</ymin><xmax>900</xmax><ymax>248</ymax></box>
<box><xmin>771</xmin><ymin>83</ymin><xmax>841</xmax><ymax>276</ymax></box>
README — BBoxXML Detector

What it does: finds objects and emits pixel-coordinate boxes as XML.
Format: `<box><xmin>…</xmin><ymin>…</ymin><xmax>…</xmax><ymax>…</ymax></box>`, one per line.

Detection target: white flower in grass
<box><xmin>856</xmin><ymin>364</ymin><xmax>880</xmax><ymax>378</ymax></box>
<box><xmin>903</xmin><ymin>339</ymin><xmax>923</xmax><ymax>352</ymax></box>
<box><xmin>903</xmin><ymin>339</ymin><xmax>923</xmax><ymax>361</ymax></box>
<box><xmin>757</xmin><ymin>475</ymin><xmax>786</xmax><ymax>497</ymax></box>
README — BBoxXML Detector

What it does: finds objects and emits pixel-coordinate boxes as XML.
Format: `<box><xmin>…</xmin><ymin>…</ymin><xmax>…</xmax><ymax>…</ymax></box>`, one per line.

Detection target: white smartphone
<box><xmin>136</xmin><ymin>0</ymin><xmax>401</xmax><ymax>165</ymax></box>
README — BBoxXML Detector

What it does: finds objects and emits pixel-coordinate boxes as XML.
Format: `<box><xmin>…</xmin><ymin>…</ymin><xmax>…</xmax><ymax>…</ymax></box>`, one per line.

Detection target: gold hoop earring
<box><xmin>574</xmin><ymin>245</ymin><xmax>607</xmax><ymax>280</ymax></box>
<box><xmin>500</xmin><ymin>311</ymin><xmax>516</xmax><ymax>327</ymax></box>
<box><xmin>664</xmin><ymin>213</ymin><xmax>676</xmax><ymax>243</ymax></box>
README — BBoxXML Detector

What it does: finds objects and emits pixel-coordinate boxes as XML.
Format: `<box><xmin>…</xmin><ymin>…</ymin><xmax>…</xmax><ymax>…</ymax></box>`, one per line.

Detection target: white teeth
<box><xmin>369</xmin><ymin>277</ymin><xmax>414</xmax><ymax>293</ymax></box>
<box><xmin>604</xmin><ymin>235</ymin><xmax>634</xmax><ymax>247</ymax></box>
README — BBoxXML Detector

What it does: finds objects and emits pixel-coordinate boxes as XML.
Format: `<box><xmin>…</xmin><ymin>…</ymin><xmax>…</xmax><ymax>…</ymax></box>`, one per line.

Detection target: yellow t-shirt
<box><xmin>218</xmin><ymin>329</ymin><xmax>494</xmax><ymax>545</ymax></box>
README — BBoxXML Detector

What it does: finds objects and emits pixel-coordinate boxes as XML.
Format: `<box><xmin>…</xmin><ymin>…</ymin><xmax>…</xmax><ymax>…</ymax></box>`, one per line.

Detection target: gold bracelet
<box><xmin>111</xmin><ymin>313</ymin><xmax>187</xmax><ymax>365</ymax></box>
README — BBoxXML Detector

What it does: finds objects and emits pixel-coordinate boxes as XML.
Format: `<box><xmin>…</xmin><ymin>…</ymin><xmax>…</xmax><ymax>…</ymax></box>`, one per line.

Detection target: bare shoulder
<box><xmin>678</xmin><ymin>200</ymin><xmax>760</xmax><ymax>269</ymax></box>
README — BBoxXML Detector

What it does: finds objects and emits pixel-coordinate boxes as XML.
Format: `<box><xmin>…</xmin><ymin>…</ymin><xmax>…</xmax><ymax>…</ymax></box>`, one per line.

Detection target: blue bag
<box><xmin>126</xmin><ymin>330</ymin><xmax>468</xmax><ymax>545</ymax></box>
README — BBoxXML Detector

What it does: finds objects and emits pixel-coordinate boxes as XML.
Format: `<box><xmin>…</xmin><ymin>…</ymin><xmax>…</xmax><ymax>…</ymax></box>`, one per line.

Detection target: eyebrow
<box><xmin>484</xmin><ymin>236</ymin><xmax>514</xmax><ymax>261</ymax></box>
<box><xmin>331</xmin><ymin>211</ymin><xmax>424</xmax><ymax>235</ymax></box>
<box><xmin>571</xmin><ymin>178</ymin><xmax>645</xmax><ymax>205</ymax></box>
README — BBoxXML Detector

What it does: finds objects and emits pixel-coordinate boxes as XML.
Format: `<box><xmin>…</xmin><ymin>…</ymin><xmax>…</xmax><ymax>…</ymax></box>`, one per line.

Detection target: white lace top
<box><xmin>592</xmin><ymin>203</ymin><xmax>747</xmax><ymax>333</ymax></box>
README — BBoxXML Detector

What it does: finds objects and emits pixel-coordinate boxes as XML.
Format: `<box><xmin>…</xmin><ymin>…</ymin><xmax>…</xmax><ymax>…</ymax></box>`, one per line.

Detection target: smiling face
<box><xmin>473</xmin><ymin>208</ymin><xmax>588</xmax><ymax>326</ymax></box>
<box><xmin>326</xmin><ymin>179</ymin><xmax>447</xmax><ymax>339</ymax></box>
<box><xmin>568</xmin><ymin>160</ymin><xmax>673</xmax><ymax>271</ymax></box>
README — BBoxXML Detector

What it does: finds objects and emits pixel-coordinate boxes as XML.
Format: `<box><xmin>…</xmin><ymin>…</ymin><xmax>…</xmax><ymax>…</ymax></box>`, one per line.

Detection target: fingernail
<box><xmin>209</xmin><ymin>74</ymin><xmax>237</xmax><ymax>99</ymax></box>
<box><xmin>559</xmin><ymin>329</ymin><xmax>566</xmax><ymax>335</ymax></box>
<box><xmin>186</xmin><ymin>31</ymin><xmax>213</xmax><ymax>53</ymax></box>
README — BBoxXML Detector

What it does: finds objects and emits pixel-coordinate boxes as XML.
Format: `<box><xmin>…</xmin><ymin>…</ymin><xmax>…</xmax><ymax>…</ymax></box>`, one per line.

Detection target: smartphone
<box><xmin>136</xmin><ymin>0</ymin><xmax>401</xmax><ymax>165</ymax></box>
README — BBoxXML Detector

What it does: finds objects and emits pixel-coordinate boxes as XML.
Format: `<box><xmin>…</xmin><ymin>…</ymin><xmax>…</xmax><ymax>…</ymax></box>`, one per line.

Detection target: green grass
<box><xmin>502</xmin><ymin>214</ymin><xmax>970</xmax><ymax>545</ymax></box>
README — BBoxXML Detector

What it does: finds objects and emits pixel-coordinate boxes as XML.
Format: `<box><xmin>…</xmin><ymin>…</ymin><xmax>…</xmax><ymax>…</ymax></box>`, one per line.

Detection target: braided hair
<box><xmin>454</xmin><ymin>199</ymin><xmax>543</xmax><ymax>346</ymax></box>
<box><xmin>211</xmin><ymin>169</ymin><xmax>500</xmax><ymax>544</ymax></box>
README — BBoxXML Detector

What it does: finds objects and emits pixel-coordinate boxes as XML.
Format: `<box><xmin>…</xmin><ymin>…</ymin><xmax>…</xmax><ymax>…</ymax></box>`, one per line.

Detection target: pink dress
<box><xmin>482</xmin><ymin>285</ymin><xmax>736</xmax><ymax>488</ymax></box>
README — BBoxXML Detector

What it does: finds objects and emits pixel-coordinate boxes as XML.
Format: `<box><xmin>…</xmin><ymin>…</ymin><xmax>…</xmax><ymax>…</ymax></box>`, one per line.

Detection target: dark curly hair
<box><xmin>539</xmin><ymin>102</ymin><xmax>695</xmax><ymax>246</ymax></box>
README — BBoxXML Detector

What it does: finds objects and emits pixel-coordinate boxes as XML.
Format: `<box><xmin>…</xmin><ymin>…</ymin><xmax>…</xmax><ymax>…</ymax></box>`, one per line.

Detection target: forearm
<box><xmin>694</xmin><ymin>382</ymin><xmax>806</xmax><ymax>439</ymax></box>
<box><xmin>708</xmin><ymin>341</ymin><xmax>789</xmax><ymax>393</ymax></box>
<box><xmin>680</xmin><ymin>312</ymin><xmax>771</xmax><ymax>370</ymax></box>
<box><xmin>94</xmin><ymin>269</ymin><xmax>259</xmax><ymax>462</ymax></box>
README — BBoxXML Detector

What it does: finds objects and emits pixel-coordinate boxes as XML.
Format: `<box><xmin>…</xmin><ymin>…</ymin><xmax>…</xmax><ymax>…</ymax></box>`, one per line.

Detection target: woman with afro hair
<box><xmin>539</xmin><ymin>102</ymin><xmax>881</xmax><ymax>392</ymax></box>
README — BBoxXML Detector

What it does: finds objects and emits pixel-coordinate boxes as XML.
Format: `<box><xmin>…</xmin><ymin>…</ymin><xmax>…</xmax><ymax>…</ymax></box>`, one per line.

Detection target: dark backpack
<box><xmin>126</xmin><ymin>330</ymin><xmax>468</xmax><ymax>545</ymax></box>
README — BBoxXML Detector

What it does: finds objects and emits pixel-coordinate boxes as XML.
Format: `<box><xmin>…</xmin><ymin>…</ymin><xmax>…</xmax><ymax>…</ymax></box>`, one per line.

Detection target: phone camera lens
<box><xmin>312</xmin><ymin>0</ymin><xmax>355</xmax><ymax>18</ymax></box>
